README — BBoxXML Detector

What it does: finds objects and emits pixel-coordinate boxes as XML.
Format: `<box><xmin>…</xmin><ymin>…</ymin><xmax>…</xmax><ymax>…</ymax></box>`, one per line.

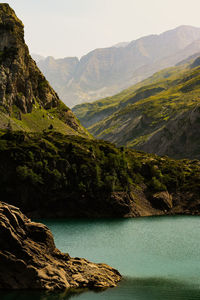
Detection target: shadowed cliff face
<box><xmin>0</xmin><ymin>201</ymin><xmax>121</xmax><ymax>290</ymax></box>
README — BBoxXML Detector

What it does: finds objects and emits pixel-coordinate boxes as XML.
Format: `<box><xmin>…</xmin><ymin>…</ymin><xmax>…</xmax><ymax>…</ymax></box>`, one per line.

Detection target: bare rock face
<box><xmin>0</xmin><ymin>202</ymin><xmax>121</xmax><ymax>290</ymax></box>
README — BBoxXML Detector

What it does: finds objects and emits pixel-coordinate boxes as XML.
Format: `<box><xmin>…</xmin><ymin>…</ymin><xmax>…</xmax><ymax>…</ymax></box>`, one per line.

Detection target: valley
<box><xmin>73</xmin><ymin>57</ymin><xmax>200</xmax><ymax>159</ymax></box>
<box><xmin>1</xmin><ymin>2</ymin><xmax>200</xmax><ymax>298</ymax></box>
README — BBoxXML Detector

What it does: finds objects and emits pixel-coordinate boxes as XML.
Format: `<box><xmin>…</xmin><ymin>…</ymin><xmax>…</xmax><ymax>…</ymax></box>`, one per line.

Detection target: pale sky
<box><xmin>1</xmin><ymin>0</ymin><xmax>200</xmax><ymax>58</ymax></box>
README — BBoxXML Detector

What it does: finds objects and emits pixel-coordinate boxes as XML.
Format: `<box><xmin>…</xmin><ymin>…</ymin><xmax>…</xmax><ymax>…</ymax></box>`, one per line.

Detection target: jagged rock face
<box><xmin>0</xmin><ymin>201</ymin><xmax>121</xmax><ymax>290</ymax></box>
<box><xmin>0</xmin><ymin>4</ymin><xmax>60</xmax><ymax>114</ymax></box>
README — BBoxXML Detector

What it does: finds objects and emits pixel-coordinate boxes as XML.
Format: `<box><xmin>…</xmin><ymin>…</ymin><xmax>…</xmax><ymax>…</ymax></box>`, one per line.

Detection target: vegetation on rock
<box><xmin>0</xmin><ymin>130</ymin><xmax>200</xmax><ymax>217</ymax></box>
<box><xmin>0</xmin><ymin>4</ymin><xmax>200</xmax><ymax>219</ymax></box>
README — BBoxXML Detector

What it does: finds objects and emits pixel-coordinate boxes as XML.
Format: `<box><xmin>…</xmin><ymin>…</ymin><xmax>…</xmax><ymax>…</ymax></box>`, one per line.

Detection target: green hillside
<box><xmin>73</xmin><ymin>63</ymin><xmax>188</xmax><ymax>127</ymax></box>
<box><xmin>1</xmin><ymin>130</ymin><xmax>200</xmax><ymax>218</ymax></box>
<box><xmin>73</xmin><ymin>57</ymin><xmax>200</xmax><ymax>159</ymax></box>
<box><xmin>1</xmin><ymin>4</ymin><xmax>200</xmax><ymax>219</ymax></box>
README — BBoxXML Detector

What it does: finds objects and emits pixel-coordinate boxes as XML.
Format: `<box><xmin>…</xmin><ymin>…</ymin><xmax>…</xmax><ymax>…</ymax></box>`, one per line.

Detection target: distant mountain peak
<box><xmin>31</xmin><ymin>53</ymin><xmax>45</xmax><ymax>63</ymax></box>
<box><xmin>37</xmin><ymin>25</ymin><xmax>200</xmax><ymax>107</ymax></box>
<box><xmin>112</xmin><ymin>42</ymin><xmax>130</xmax><ymax>48</ymax></box>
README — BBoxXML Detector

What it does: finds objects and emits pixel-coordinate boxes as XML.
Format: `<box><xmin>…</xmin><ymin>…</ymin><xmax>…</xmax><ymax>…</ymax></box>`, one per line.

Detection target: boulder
<box><xmin>152</xmin><ymin>191</ymin><xmax>173</xmax><ymax>210</ymax></box>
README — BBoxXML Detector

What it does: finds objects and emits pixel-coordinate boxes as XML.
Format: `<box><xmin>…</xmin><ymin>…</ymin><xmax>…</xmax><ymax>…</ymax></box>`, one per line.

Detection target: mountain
<box><xmin>73</xmin><ymin>56</ymin><xmax>200</xmax><ymax>160</ymax></box>
<box><xmin>112</xmin><ymin>42</ymin><xmax>130</xmax><ymax>48</ymax></box>
<box><xmin>37</xmin><ymin>56</ymin><xmax>79</xmax><ymax>102</ymax></box>
<box><xmin>0</xmin><ymin>4</ymin><xmax>88</xmax><ymax>137</ymax></box>
<box><xmin>176</xmin><ymin>51</ymin><xmax>200</xmax><ymax>66</ymax></box>
<box><xmin>37</xmin><ymin>25</ymin><xmax>200</xmax><ymax>107</ymax></box>
<box><xmin>0</xmin><ymin>4</ymin><xmax>200</xmax><ymax>220</ymax></box>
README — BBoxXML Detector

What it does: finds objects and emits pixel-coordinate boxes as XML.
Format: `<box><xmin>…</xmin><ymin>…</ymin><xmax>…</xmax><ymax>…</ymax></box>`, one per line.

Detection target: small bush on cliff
<box><xmin>16</xmin><ymin>165</ymin><xmax>43</xmax><ymax>185</ymax></box>
<box><xmin>148</xmin><ymin>176</ymin><xmax>167</xmax><ymax>192</ymax></box>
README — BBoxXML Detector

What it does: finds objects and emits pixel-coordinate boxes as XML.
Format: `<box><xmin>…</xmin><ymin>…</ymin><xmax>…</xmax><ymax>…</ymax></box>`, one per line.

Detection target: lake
<box><xmin>1</xmin><ymin>216</ymin><xmax>200</xmax><ymax>299</ymax></box>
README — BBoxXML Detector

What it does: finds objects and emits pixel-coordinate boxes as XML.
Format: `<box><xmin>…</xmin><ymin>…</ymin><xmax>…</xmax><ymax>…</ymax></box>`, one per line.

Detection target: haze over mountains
<box><xmin>34</xmin><ymin>25</ymin><xmax>200</xmax><ymax>107</ymax></box>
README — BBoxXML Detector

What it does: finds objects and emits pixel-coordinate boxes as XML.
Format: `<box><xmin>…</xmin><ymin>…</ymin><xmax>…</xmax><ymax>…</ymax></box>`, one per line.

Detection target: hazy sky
<box><xmin>2</xmin><ymin>0</ymin><xmax>200</xmax><ymax>58</ymax></box>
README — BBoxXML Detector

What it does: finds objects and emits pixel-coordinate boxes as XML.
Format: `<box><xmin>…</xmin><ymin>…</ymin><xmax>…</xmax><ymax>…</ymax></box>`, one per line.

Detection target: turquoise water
<box><xmin>2</xmin><ymin>216</ymin><xmax>200</xmax><ymax>299</ymax></box>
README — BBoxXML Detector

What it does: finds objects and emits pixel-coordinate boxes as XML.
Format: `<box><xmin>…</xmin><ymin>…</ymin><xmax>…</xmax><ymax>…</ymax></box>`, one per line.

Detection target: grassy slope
<box><xmin>0</xmin><ymin>102</ymin><xmax>91</xmax><ymax>138</ymax></box>
<box><xmin>72</xmin><ymin>64</ymin><xmax>188</xmax><ymax>127</ymax></box>
<box><xmin>73</xmin><ymin>58</ymin><xmax>200</xmax><ymax>154</ymax></box>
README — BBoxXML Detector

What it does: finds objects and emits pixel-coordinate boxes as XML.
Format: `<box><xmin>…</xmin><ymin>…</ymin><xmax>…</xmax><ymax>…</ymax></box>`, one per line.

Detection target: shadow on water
<box><xmin>1</xmin><ymin>277</ymin><xmax>200</xmax><ymax>300</ymax></box>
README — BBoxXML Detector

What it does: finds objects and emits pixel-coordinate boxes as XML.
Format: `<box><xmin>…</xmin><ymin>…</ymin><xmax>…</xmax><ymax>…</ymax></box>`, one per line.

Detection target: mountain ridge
<box><xmin>73</xmin><ymin>56</ymin><xmax>200</xmax><ymax>159</ymax></box>
<box><xmin>37</xmin><ymin>25</ymin><xmax>200</xmax><ymax>107</ymax></box>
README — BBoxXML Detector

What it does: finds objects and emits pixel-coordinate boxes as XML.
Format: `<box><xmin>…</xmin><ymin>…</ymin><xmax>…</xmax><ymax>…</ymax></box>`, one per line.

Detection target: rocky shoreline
<box><xmin>0</xmin><ymin>202</ymin><xmax>121</xmax><ymax>290</ymax></box>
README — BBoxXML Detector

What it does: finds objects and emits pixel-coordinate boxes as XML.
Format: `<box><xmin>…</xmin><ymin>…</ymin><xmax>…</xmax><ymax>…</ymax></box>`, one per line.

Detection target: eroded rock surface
<box><xmin>0</xmin><ymin>202</ymin><xmax>121</xmax><ymax>290</ymax></box>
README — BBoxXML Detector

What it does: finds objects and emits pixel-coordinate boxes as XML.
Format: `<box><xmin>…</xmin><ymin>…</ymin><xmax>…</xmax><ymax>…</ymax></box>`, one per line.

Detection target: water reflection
<box><xmin>1</xmin><ymin>277</ymin><xmax>200</xmax><ymax>300</ymax></box>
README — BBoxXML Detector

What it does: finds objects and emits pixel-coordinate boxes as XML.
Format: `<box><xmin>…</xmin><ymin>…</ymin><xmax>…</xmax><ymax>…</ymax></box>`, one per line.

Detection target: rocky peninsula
<box><xmin>0</xmin><ymin>201</ymin><xmax>121</xmax><ymax>290</ymax></box>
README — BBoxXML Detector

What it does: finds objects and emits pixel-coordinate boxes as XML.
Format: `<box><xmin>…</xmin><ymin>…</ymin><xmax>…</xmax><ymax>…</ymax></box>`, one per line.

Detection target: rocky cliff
<box><xmin>0</xmin><ymin>201</ymin><xmax>121</xmax><ymax>290</ymax></box>
<box><xmin>0</xmin><ymin>3</ymin><xmax>88</xmax><ymax>137</ymax></box>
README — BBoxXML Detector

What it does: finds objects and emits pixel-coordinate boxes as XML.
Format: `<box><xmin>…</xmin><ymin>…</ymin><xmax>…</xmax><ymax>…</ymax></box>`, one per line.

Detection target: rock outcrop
<box><xmin>0</xmin><ymin>201</ymin><xmax>121</xmax><ymax>290</ymax></box>
<box><xmin>152</xmin><ymin>191</ymin><xmax>173</xmax><ymax>210</ymax></box>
